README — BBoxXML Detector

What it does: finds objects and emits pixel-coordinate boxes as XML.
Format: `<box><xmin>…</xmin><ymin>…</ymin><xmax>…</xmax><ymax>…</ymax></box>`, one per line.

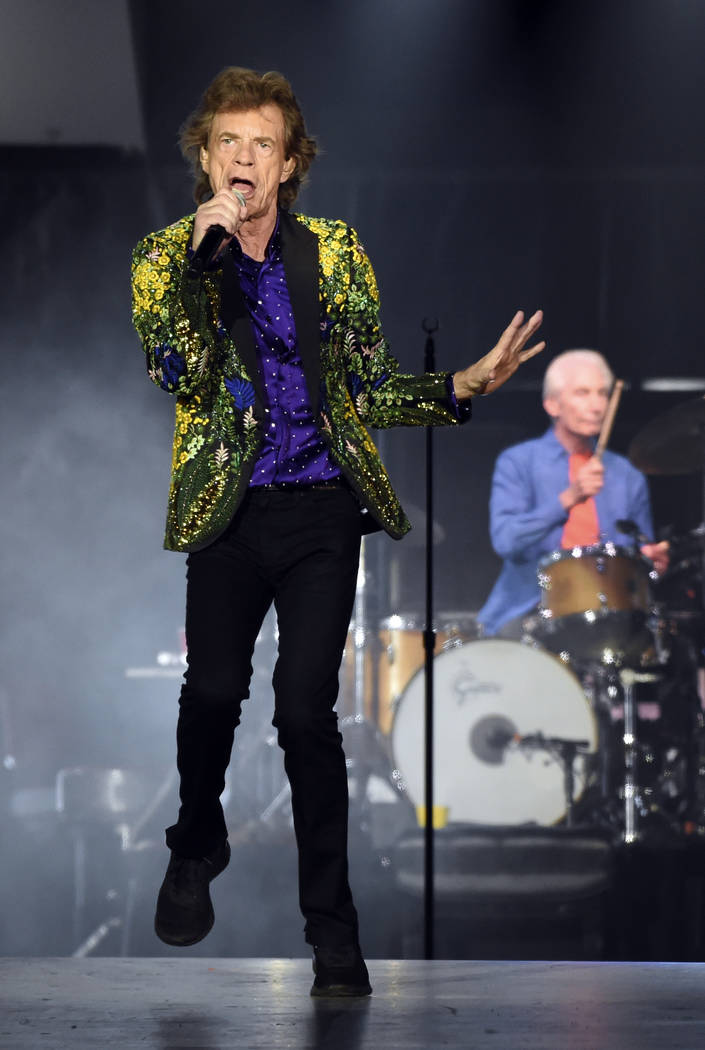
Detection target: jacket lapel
<box><xmin>219</xmin><ymin>250</ymin><xmax>264</xmax><ymax>407</ymax></box>
<box><xmin>280</xmin><ymin>211</ymin><xmax>321</xmax><ymax>416</ymax></box>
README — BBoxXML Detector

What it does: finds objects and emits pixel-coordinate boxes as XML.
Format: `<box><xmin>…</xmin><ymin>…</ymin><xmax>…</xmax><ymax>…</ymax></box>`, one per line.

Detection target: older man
<box><xmin>131</xmin><ymin>66</ymin><xmax>543</xmax><ymax>996</ymax></box>
<box><xmin>478</xmin><ymin>349</ymin><xmax>667</xmax><ymax>638</ymax></box>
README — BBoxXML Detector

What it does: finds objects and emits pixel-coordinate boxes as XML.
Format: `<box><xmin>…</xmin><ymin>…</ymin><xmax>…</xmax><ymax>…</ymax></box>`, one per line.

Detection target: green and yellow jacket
<box><xmin>131</xmin><ymin>209</ymin><xmax>469</xmax><ymax>552</ymax></box>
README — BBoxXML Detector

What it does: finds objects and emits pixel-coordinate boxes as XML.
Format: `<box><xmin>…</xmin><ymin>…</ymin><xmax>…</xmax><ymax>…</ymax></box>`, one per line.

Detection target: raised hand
<box><xmin>453</xmin><ymin>310</ymin><xmax>545</xmax><ymax>399</ymax></box>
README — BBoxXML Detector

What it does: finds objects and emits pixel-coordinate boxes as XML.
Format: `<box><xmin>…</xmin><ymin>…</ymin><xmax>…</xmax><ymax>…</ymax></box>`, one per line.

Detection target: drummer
<box><xmin>478</xmin><ymin>349</ymin><xmax>669</xmax><ymax>638</ymax></box>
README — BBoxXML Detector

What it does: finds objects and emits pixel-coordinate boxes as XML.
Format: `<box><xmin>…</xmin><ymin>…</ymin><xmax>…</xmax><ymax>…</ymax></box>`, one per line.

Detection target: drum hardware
<box><xmin>629</xmin><ymin>394</ymin><xmax>705</xmax><ymax>614</ymax></box>
<box><xmin>54</xmin><ymin>766</ymin><xmax>161</xmax><ymax>957</ymax></box>
<box><xmin>511</xmin><ymin>733</ymin><xmax>592</xmax><ymax>828</ymax></box>
<box><xmin>620</xmin><ymin>669</ymin><xmax>640</xmax><ymax>844</ymax></box>
<box><xmin>578</xmin><ymin>659</ymin><xmax>701</xmax><ymax>845</ymax></box>
<box><xmin>481</xmin><ymin>728</ymin><xmax>594</xmax><ymax>827</ymax></box>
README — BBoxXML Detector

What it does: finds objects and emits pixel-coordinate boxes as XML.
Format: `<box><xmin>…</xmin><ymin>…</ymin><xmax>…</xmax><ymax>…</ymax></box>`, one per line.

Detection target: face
<box><xmin>543</xmin><ymin>363</ymin><xmax>611</xmax><ymax>440</ymax></box>
<box><xmin>200</xmin><ymin>105</ymin><xmax>295</xmax><ymax>222</ymax></box>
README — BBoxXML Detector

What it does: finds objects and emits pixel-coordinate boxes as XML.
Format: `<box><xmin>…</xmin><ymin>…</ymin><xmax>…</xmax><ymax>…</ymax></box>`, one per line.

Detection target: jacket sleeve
<box><xmin>489</xmin><ymin>447</ymin><xmax>568</xmax><ymax>562</ymax></box>
<box><xmin>131</xmin><ymin>222</ymin><xmax>220</xmax><ymax>400</ymax></box>
<box><xmin>337</xmin><ymin>227</ymin><xmax>471</xmax><ymax>429</ymax></box>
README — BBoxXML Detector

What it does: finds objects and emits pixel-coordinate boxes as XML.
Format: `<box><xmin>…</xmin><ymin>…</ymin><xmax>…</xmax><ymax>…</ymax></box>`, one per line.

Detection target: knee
<box><xmin>273</xmin><ymin>705</ymin><xmax>341</xmax><ymax>752</ymax></box>
<box><xmin>179</xmin><ymin>679</ymin><xmax>246</xmax><ymax>727</ymax></box>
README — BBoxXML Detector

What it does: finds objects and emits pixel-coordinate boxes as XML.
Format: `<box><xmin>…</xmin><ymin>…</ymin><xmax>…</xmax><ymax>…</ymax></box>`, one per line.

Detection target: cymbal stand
<box><xmin>620</xmin><ymin>669</ymin><xmax>638</xmax><ymax>844</ymax></box>
<box><xmin>351</xmin><ymin>538</ymin><xmax>368</xmax><ymax>721</ymax></box>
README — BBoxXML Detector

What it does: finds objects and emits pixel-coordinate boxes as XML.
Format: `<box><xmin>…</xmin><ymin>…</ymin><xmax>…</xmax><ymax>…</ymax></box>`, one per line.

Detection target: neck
<box><xmin>553</xmin><ymin>422</ymin><xmax>595</xmax><ymax>455</ymax></box>
<box><xmin>235</xmin><ymin>207</ymin><xmax>278</xmax><ymax>262</ymax></box>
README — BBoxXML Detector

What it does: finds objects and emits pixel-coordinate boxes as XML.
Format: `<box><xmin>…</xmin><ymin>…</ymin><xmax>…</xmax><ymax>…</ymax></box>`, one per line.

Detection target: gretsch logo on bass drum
<box><xmin>452</xmin><ymin>668</ymin><xmax>502</xmax><ymax>703</ymax></box>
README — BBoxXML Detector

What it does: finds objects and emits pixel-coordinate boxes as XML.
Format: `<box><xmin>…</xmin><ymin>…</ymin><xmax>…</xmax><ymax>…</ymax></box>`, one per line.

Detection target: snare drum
<box><xmin>391</xmin><ymin>639</ymin><xmax>597</xmax><ymax>826</ymax></box>
<box><xmin>536</xmin><ymin>543</ymin><xmax>652</xmax><ymax>665</ymax></box>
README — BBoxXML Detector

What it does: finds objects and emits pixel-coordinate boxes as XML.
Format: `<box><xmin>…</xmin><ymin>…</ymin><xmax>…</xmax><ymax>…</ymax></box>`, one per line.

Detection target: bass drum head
<box><xmin>391</xmin><ymin>639</ymin><xmax>597</xmax><ymax>826</ymax></box>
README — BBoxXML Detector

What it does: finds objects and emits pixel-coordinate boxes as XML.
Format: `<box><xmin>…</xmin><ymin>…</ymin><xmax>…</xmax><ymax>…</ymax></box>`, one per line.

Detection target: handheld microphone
<box><xmin>189</xmin><ymin>224</ymin><xmax>228</xmax><ymax>272</ymax></box>
<box><xmin>189</xmin><ymin>189</ymin><xmax>246</xmax><ymax>273</ymax></box>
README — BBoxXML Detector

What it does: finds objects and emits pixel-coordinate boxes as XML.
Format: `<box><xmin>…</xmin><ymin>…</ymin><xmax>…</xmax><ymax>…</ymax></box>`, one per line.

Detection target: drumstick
<box><xmin>594</xmin><ymin>379</ymin><xmax>624</xmax><ymax>459</ymax></box>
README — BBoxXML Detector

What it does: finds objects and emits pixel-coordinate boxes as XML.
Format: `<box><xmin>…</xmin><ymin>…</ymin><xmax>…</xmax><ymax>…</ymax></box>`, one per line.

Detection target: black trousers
<box><xmin>165</xmin><ymin>484</ymin><xmax>363</xmax><ymax>948</ymax></box>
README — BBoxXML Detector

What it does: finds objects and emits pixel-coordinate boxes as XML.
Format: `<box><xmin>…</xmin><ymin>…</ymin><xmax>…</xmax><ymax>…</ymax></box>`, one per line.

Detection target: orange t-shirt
<box><xmin>561</xmin><ymin>452</ymin><xmax>600</xmax><ymax>548</ymax></box>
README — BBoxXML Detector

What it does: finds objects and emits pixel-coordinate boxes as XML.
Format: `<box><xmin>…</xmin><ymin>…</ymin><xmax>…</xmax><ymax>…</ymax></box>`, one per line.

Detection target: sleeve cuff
<box><xmin>446</xmin><ymin>373</ymin><xmax>472</xmax><ymax>421</ymax></box>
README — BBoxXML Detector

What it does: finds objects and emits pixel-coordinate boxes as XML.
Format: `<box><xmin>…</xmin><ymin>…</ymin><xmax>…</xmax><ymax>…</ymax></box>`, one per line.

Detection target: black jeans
<box><xmin>165</xmin><ymin>484</ymin><xmax>363</xmax><ymax>947</ymax></box>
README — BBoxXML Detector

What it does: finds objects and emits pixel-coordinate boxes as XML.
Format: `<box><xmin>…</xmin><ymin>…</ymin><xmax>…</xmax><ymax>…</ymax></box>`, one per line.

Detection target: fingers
<box><xmin>210</xmin><ymin>187</ymin><xmax>248</xmax><ymax>232</ymax></box>
<box><xmin>497</xmin><ymin>309</ymin><xmax>543</xmax><ymax>352</ymax></box>
<box><xmin>518</xmin><ymin>340</ymin><xmax>546</xmax><ymax>363</ymax></box>
<box><xmin>516</xmin><ymin>309</ymin><xmax>543</xmax><ymax>346</ymax></box>
<box><xmin>193</xmin><ymin>187</ymin><xmax>247</xmax><ymax>249</ymax></box>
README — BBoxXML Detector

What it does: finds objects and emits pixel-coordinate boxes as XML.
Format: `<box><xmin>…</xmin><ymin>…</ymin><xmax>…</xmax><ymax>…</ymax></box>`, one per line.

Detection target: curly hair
<box><xmin>179</xmin><ymin>67</ymin><xmax>317</xmax><ymax>208</ymax></box>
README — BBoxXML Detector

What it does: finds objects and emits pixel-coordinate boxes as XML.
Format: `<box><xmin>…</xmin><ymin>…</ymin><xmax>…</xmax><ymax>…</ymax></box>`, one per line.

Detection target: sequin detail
<box><xmin>131</xmin><ymin>213</ymin><xmax>468</xmax><ymax>552</ymax></box>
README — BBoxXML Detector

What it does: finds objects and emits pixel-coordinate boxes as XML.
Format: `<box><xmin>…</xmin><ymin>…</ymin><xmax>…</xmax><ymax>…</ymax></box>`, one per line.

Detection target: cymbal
<box><xmin>629</xmin><ymin>395</ymin><xmax>705</xmax><ymax>475</ymax></box>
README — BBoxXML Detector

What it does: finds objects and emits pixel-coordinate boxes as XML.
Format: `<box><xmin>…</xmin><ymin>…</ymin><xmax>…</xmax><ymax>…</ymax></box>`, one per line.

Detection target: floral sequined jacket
<box><xmin>131</xmin><ymin>209</ymin><xmax>470</xmax><ymax>552</ymax></box>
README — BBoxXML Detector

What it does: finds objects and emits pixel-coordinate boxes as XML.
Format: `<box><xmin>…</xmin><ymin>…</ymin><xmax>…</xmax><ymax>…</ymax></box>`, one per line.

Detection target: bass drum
<box><xmin>391</xmin><ymin>639</ymin><xmax>598</xmax><ymax>827</ymax></box>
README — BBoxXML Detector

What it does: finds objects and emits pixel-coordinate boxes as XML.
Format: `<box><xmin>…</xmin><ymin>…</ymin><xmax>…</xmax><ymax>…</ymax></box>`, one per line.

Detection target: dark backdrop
<box><xmin>1</xmin><ymin>0</ymin><xmax>704</xmax><ymax>953</ymax></box>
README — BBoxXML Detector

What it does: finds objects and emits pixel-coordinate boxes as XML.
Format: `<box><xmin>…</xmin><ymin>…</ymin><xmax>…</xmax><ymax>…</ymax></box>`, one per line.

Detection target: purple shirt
<box><xmin>229</xmin><ymin>218</ymin><xmax>341</xmax><ymax>487</ymax></box>
<box><xmin>228</xmin><ymin>214</ymin><xmax>464</xmax><ymax>487</ymax></box>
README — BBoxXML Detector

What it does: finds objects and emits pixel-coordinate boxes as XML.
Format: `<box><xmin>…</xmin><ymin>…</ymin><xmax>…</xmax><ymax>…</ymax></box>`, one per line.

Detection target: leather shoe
<box><xmin>310</xmin><ymin>943</ymin><xmax>372</xmax><ymax>997</ymax></box>
<box><xmin>154</xmin><ymin>841</ymin><xmax>230</xmax><ymax>946</ymax></box>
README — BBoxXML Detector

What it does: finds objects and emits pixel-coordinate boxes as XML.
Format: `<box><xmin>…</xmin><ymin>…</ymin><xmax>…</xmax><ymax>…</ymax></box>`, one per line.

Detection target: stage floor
<box><xmin>1</xmin><ymin>957</ymin><xmax>704</xmax><ymax>1049</ymax></box>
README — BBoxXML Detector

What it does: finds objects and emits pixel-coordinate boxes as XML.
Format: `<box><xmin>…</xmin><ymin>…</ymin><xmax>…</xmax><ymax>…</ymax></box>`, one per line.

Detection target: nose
<box><xmin>233</xmin><ymin>139</ymin><xmax>254</xmax><ymax>165</ymax></box>
<box><xmin>590</xmin><ymin>393</ymin><xmax>608</xmax><ymax>416</ymax></box>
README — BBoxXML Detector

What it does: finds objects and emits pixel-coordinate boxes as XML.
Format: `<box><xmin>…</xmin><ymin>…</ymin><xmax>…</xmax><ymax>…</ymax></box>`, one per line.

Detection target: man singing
<box><xmin>131</xmin><ymin>66</ymin><xmax>543</xmax><ymax>996</ymax></box>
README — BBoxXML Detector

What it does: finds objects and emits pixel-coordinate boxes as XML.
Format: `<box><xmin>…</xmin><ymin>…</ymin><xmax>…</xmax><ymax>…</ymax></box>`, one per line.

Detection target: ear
<box><xmin>200</xmin><ymin>145</ymin><xmax>209</xmax><ymax>174</ymax></box>
<box><xmin>543</xmin><ymin>396</ymin><xmax>559</xmax><ymax>420</ymax></box>
<box><xmin>280</xmin><ymin>158</ymin><xmax>295</xmax><ymax>183</ymax></box>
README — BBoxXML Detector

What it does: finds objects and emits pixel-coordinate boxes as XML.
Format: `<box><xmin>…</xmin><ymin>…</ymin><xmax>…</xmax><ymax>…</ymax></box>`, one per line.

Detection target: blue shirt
<box><xmin>477</xmin><ymin>427</ymin><xmax>654</xmax><ymax>635</ymax></box>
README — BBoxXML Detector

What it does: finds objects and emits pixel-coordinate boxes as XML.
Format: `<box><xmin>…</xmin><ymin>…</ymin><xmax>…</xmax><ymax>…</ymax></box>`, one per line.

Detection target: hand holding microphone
<box><xmin>190</xmin><ymin>184</ymin><xmax>247</xmax><ymax>271</ymax></box>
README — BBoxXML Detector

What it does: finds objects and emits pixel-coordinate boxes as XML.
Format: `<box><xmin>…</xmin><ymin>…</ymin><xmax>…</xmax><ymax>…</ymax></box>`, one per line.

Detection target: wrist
<box><xmin>559</xmin><ymin>487</ymin><xmax>576</xmax><ymax>512</ymax></box>
<box><xmin>453</xmin><ymin>369</ymin><xmax>483</xmax><ymax>400</ymax></box>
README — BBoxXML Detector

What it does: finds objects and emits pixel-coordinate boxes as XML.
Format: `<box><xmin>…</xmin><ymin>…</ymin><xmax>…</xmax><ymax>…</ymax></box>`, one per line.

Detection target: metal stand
<box><xmin>351</xmin><ymin>539</ymin><xmax>368</xmax><ymax>721</ymax></box>
<box><xmin>514</xmin><ymin>734</ymin><xmax>591</xmax><ymax>827</ymax></box>
<box><xmin>422</xmin><ymin>317</ymin><xmax>439</xmax><ymax>961</ymax></box>
<box><xmin>620</xmin><ymin>669</ymin><xmax>639</xmax><ymax>844</ymax></box>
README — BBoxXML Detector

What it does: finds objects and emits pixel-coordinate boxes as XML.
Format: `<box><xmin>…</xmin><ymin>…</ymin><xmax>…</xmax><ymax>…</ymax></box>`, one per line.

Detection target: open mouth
<box><xmin>230</xmin><ymin>176</ymin><xmax>254</xmax><ymax>198</ymax></box>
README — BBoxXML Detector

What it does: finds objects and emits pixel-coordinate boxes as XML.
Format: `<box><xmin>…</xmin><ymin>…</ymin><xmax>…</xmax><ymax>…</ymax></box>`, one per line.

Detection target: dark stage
<box><xmin>2</xmin><ymin>957</ymin><xmax>705</xmax><ymax>1049</ymax></box>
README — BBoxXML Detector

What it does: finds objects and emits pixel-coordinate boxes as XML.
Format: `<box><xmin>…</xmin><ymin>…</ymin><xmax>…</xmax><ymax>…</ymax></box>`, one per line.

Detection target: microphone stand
<box><xmin>422</xmin><ymin>317</ymin><xmax>439</xmax><ymax>960</ymax></box>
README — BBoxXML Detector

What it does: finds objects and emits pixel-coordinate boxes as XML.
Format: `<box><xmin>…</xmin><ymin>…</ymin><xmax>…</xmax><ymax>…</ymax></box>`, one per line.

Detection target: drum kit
<box><xmin>340</xmin><ymin>394</ymin><xmax>705</xmax><ymax>850</ymax></box>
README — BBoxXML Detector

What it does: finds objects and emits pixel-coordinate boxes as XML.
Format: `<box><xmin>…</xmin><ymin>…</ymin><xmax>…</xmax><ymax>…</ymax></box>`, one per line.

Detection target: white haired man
<box><xmin>478</xmin><ymin>349</ymin><xmax>668</xmax><ymax>637</ymax></box>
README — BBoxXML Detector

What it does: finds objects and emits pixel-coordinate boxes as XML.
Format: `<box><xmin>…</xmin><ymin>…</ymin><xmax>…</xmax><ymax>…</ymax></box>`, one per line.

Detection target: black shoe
<box><xmin>154</xmin><ymin>841</ymin><xmax>230</xmax><ymax>947</ymax></box>
<box><xmin>310</xmin><ymin>944</ymin><xmax>372</xmax><ymax>997</ymax></box>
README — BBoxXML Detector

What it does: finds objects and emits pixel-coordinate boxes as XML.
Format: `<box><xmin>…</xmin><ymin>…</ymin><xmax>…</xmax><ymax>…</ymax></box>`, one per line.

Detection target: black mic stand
<box><xmin>422</xmin><ymin>317</ymin><xmax>439</xmax><ymax>960</ymax></box>
<box><xmin>516</xmin><ymin>734</ymin><xmax>591</xmax><ymax>827</ymax></box>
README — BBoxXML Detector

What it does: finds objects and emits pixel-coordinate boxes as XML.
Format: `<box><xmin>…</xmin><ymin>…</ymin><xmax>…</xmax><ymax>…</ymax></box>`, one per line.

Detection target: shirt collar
<box><xmin>540</xmin><ymin>426</ymin><xmax>598</xmax><ymax>458</ymax></box>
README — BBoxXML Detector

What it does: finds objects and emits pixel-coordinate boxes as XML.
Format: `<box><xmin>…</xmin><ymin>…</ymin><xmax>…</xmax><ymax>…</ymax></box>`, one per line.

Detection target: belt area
<box><xmin>252</xmin><ymin>478</ymin><xmax>345</xmax><ymax>492</ymax></box>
